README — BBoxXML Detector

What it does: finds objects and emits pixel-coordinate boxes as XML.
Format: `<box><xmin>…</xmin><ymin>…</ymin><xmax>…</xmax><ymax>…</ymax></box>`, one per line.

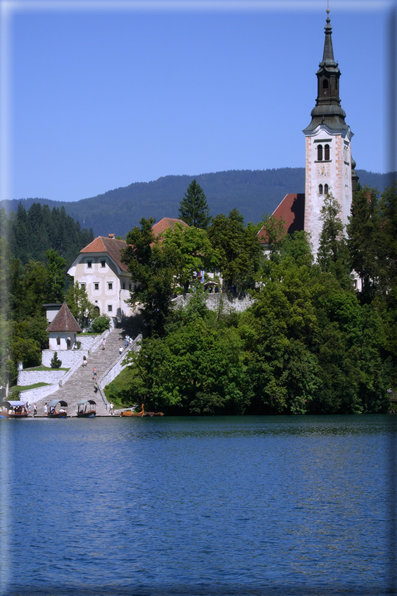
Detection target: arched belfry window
<box><xmin>323</xmin><ymin>79</ymin><xmax>329</xmax><ymax>89</ymax></box>
<box><xmin>324</xmin><ymin>144</ymin><xmax>330</xmax><ymax>160</ymax></box>
<box><xmin>319</xmin><ymin>184</ymin><xmax>323</xmax><ymax>195</ymax></box>
<box><xmin>324</xmin><ymin>184</ymin><xmax>329</xmax><ymax>195</ymax></box>
<box><xmin>317</xmin><ymin>145</ymin><xmax>323</xmax><ymax>161</ymax></box>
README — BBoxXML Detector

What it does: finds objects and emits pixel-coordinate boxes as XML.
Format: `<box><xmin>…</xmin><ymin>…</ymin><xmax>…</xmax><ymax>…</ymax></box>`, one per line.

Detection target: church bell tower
<box><xmin>303</xmin><ymin>9</ymin><xmax>354</xmax><ymax>257</ymax></box>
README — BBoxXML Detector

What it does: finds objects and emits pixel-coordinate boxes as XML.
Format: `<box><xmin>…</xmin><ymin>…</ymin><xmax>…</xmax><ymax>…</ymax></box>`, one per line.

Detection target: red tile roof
<box><xmin>258</xmin><ymin>193</ymin><xmax>305</xmax><ymax>243</ymax></box>
<box><xmin>80</xmin><ymin>237</ymin><xmax>129</xmax><ymax>272</ymax></box>
<box><xmin>47</xmin><ymin>302</ymin><xmax>82</xmax><ymax>333</ymax></box>
<box><xmin>152</xmin><ymin>218</ymin><xmax>187</xmax><ymax>237</ymax></box>
<box><xmin>79</xmin><ymin>219</ymin><xmax>187</xmax><ymax>267</ymax></box>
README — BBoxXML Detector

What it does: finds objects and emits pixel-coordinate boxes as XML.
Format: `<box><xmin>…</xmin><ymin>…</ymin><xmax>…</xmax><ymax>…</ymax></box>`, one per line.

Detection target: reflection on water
<box><xmin>1</xmin><ymin>414</ymin><xmax>396</xmax><ymax>595</ymax></box>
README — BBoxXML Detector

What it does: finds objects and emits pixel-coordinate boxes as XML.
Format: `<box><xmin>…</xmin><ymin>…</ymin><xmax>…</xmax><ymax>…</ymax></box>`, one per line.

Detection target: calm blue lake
<box><xmin>0</xmin><ymin>415</ymin><xmax>396</xmax><ymax>595</ymax></box>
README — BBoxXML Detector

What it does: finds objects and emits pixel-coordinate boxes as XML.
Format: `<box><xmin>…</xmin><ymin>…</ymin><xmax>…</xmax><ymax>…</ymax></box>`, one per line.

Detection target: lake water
<box><xmin>0</xmin><ymin>415</ymin><xmax>396</xmax><ymax>595</ymax></box>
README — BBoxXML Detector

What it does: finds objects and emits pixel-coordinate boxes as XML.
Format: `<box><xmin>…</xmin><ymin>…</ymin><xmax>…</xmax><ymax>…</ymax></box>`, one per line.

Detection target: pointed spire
<box><xmin>321</xmin><ymin>9</ymin><xmax>336</xmax><ymax>65</ymax></box>
<box><xmin>303</xmin><ymin>7</ymin><xmax>348</xmax><ymax>134</ymax></box>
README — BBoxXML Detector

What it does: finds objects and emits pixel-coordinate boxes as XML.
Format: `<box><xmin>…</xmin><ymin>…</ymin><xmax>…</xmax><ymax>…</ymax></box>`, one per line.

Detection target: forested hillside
<box><xmin>0</xmin><ymin>203</ymin><xmax>94</xmax><ymax>266</ymax></box>
<box><xmin>2</xmin><ymin>168</ymin><xmax>395</xmax><ymax>237</ymax></box>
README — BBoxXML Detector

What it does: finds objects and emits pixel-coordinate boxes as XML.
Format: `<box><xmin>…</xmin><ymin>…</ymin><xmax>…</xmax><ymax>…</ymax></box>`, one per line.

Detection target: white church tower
<box><xmin>303</xmin><ymin>9</ymin><xmax>358</xmax><ymax>258</ymax></box>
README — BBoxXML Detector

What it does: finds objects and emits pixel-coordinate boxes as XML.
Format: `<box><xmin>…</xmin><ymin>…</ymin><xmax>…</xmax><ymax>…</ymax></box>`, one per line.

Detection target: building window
<box><xmin>324</xmin><ymin>144</ymin><xmax>330</xmax><ymax>161</ymax></box>
<box><xmin>87</xmin><ymin>261</ymin><xmax>92</xmax><ymax>268</ymax></box>
<box><xmin>129</xmin><ymin>283</ymin><xmax>132</xmax><ymax>290</ymax></box>
<box><xmin>108</xmin><ymin>305</ymin><xmax>113</xmax><ymax>312</ymax></box>
<box><xmin>122</xmin><ymin>282</ymin><xmax>126</xmax><ymax>290</ymax></box>
<box><xmin>101</xmin><ymin>260</ymin><xmax>106</xmax><ymax>268</ymax></box>
<box><xmin>94</xmin><ymin>283</ymin><xmax>99</xmax><ymax>290</ymax></box>
<box><xmin>108</xmin><ymin>282</ymin><xmax>113</xmax><ymax>290</ymax></box>
<box><xmin>319</xmin><ymin>184</ymin><xmax>323</xmax><ymax>195</ymax></box>
<box><xmin>56</xmin><ymin>336</ymin><xmax>61</xmax><ymax>345</ymax></box>
<box><xmin>80</xmin><ymin>283</ymin><xmax>86</xmax><ymax>290</ymax></box>
<box><xmin>323</xmin><ymin>79</ymin><xmax>328</xmax><ymax>89</ymax></box>
<box><xmin>317</xmin><ymin>145</ymin><xmax>323</xmax><ymax>161</ymax></box>
<box><xmin>324</xmin><ymin>184</ymin><xmax>329</xmax><ymax>195</ymax></box>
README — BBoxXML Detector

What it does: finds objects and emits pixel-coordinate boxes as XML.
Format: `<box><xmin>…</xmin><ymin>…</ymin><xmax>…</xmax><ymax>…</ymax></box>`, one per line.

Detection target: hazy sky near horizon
<box><xmin>1</xmin><ymin>0</ymin><xmax>395</xmax><ymax>203</ymax></box>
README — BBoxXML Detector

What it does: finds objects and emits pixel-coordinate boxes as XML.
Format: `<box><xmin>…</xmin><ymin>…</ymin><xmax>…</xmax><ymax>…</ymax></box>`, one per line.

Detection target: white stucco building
<box><xmin>68</xmin><ymin>219</ymin><xmax>187</xmax><ymax>320</ymax></box>
<box><xmin>47</xmin><ymin>302</ymin><xmax>82</xmax><ymax>350</ymax></box>
<box><xmin>67</xmin><ymin>234</ymin><xmax>133</xmax><ymax>319</ymax></box>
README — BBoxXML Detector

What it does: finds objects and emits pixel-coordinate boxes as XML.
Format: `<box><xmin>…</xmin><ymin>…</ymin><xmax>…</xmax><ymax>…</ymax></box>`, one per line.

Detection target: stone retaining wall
<box><xmin>173</xmin><ymin>293</ymin><xmax>254</xmax><ymax>313</ymax></box>
<box><xmin>41</xmin><ymin>349</ymin><xmax>86</xmax><ymax>368</ymax></box>
<box><xmin>77</xmin><ymin>335</ymin><xmax>98</xmax><ymax>350</ymax></box>
<box><xmin>18</xmin><ymin>370</ymin><xmax>66</xmax><ymax>386</ymax></box>
<box><xmin>19</xmin><ymin>384</ymin><xmax>59</xmax><ymax>404</ymax></box>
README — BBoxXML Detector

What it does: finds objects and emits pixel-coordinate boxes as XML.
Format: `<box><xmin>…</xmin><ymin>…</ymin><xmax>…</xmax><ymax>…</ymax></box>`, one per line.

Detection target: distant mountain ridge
<box><xmin>2</xmin><ymin>168</ymin><xmax>395</xmax><ymax>237</ymax></box>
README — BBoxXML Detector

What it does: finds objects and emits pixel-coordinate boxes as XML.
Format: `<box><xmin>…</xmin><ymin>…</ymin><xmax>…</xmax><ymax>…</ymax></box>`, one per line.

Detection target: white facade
<box><xmin>68</xmin><ymin>253</ymin><xmax>134</xmax><ymax>319</ymax></box>
<box><xmin>48</xmin><ymin>331</ymin><xmax>78</xmax><ymax>351</ymax></box>
<box><xmin>304</xmin><ymin>125</ymin><xmax>353</xmax><ymax>257</ymax></box>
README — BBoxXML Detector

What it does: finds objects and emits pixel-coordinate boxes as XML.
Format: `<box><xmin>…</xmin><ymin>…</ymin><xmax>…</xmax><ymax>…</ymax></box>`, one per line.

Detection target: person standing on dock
<box><xmin>102</xmin><ymin>338</ymin><xmax>106</xmax><ymax>351</ymax></box>
<box><xmin>93</xmin><ymin>367</ymin><xmax>97</xmax><ymax>381</ymax></box>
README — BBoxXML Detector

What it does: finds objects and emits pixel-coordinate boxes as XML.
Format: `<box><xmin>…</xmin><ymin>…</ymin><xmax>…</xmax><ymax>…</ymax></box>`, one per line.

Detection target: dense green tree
<box><xmin>179</xmin><ymin>179</ymin><xmax>211</xmax><ymax>229</ymax></box>
<box><xmin>65</xmin><ymin>281</ymin><xmax>96</xmax><ymax>329</ymax></box>
<box><xmin>90</xmin><ymin>315</ymin><xmax>111</xmax><ymax>333</ymax></box>
<box><xmin>161</xmin><ymin>223</ymin><xmax>220</xmax><ymax>294</ymax></box>
<box><xmin>317</xmin><ymin>194</ymin><xmax>352</xmax><ymax>289</ymax></box>
<box><xmin>347</xmin><ymin>186</ymin><xmax>381</xmax><ymax>302</ymax></box>
<box><xmin>122</xmin><ymin>218</ymin><xmax>177</xmax><ymax>336</ymax></box>
<box><xmin>378</xmin><ymin>182</ymin><xmax>397</xmax><ymax>293</ymax></box>
<box><xmin>128</xmin><ymin>319</ymin><xmax>249</xmax><ymax>414</ymax></box>
<box><xmin>243</xmin><ymin>262</ymin><xmax>320</xmax><ymax>414</ymax></box>
<box><xmin>240</xmin><ymin>258</ymin><xmax>391</xmax><ymax>415</ymax></box>
<box><xmin>279</xmin><ymin>231</ymin><xmax>314</xmax><ymax>268</ymax></box>
<box><xmin>45</xmin><ymin>249</ymin><xmax>67</xmax><ymax>302</ymax></box>
<box><xmin>259</xmin><ymin>213</ymin><xmax>287</xmax><ymax>258</ymax></box>
<box><xmin>6</xmin><ymin>202</ymin><xmax>93</xmax><ymax>266</ymax></box>
<box><xmin>208</xmin><ymin>208</ymin><xmax>262</xmax><ymax>291</ymax></box>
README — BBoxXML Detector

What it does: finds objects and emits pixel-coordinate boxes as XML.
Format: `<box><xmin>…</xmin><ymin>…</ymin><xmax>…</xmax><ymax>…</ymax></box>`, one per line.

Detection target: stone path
<box><xmin>34</xmin><ymin>327</ymin><xmax>127</xmax><ymax>417</ymax></box>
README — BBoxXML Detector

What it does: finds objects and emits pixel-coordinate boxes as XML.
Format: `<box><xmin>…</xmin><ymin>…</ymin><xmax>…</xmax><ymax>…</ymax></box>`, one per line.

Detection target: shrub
<box><xmin>91</xmin><ymin>315</ymin><xmax>111</xmax><ymax>333</ymax></box>
<box><xmin>50</xmin><ymin>352</ymin><xmax>62</xmax><ymax>369</ymax></box>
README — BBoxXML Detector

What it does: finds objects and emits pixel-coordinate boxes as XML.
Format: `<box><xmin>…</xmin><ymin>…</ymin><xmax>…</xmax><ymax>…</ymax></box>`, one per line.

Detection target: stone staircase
<box><xmin>34</xmin><ymin>327</ymin><xmax>127</xmax><ymax>417</ymax></box>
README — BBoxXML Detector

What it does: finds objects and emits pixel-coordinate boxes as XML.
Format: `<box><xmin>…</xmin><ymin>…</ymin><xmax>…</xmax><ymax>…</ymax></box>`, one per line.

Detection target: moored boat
<box><xmin>120</xmin><ymin>404</ymin><xmax>164</xmax><ymax>417</ymax></box>
<box><xmin>77</xmin><ymin>399</ymin><xmax>96</xmax><ymax>417</ymax></box>
<box><xmin>0</xmin><ymin>400</ymin><xmax>29</xmax><ymax>419</ymax></box>
<box><xmin>47</xmin><ymin>399</ymin><xmax>68</xmax><ymax>418</ymax></box>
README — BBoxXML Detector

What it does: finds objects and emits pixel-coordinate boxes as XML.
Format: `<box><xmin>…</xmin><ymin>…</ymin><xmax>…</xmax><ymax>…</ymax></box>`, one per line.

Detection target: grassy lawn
<box><xmin>104</xmin><ymin>367</ymin><xmax>141</xmax><ymax>410</ymax></box>
<box><xmin>24</xmin><ymin>366</ymin><xmax>69</xmax><ymax>372</ymax></box>
<box><xmin>77</xmin><ymin>332</ymin><xmax>101</xmax><ymax>336</ymax></box>
<box><xmin>10</xmin><ymin>382</ymin><xmax>52</xmax><ymax>394</ymax></box>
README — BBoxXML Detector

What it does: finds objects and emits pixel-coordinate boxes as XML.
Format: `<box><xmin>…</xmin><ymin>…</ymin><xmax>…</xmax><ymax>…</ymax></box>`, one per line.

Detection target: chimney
<box><xmin>108</xmin><ymin>233</ymin><xmax>115</xmax><ymax>239</ymax></box>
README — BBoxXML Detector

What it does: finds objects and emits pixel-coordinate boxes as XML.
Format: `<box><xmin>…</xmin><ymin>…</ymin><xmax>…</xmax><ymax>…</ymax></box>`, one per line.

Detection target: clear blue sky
<box><xmin>1</xmin><ymin>0</ymin><xmax>395</xmax><ymax>203</ymax></box>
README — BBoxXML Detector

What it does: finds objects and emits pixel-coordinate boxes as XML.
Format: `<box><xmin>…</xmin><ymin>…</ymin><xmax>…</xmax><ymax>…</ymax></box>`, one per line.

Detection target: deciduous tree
<box><xmin>208</xmin><ymin>209</ymin><xmax>262</xmax><ymax>291</ymax></box>
<box><xmin>122</xmin><ymin>218</ymin><xmax>177</xmax><ymax>336</ymax></box>
<box><xmin>161</xmin><ymin>223</ymin><xmax>219</xmax><ymax>294</ymax></box>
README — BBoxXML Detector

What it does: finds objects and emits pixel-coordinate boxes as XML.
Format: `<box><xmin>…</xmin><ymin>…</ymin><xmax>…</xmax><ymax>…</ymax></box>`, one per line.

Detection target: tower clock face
<box><xmin>317</xmin><ymin>165</ymin><xmax>329</xmax><ymax>177</ymax></box>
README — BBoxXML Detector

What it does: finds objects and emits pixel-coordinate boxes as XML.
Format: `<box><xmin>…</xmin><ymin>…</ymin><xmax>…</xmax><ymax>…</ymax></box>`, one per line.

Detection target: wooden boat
<box><xmin>120</xmin><ymin>404</ymin><xmax>164</xmax><ymax>417</ymax></box>
<box><xmin>0</xmin><ymin>400</ymin><xmax>29</xmax><ymax>419</ymax></box>
<box><xmin>77</xmin><ymin>399</ymin><xmax>96</xmax><ymax>417</ymax></box>
<box><xmin>47</xmin><ymin>399</ymin><xmax>68</xmax><ymax>418</ymax></box>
